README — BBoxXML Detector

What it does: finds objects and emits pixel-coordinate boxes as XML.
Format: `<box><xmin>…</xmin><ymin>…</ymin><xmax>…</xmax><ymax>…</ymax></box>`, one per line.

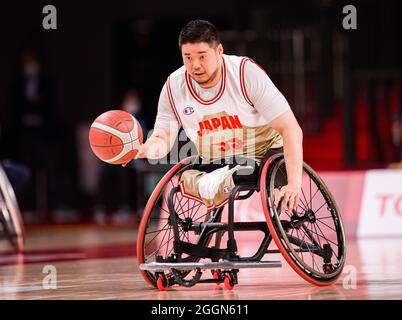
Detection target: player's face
<box><xmin>181</xmin><ymin>42</ymin><xmax>223</xmax><ymax>88</ymax></box>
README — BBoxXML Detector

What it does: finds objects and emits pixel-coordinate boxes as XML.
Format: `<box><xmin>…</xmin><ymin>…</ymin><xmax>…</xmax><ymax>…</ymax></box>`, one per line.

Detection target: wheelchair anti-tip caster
<box><xmin>212</xmin><ymin>269</ymin><xmax>222</xmax><ymax>286</ymax></box>
<box><xmin>156</xmin><ymin>273</ymin><xmax>170</xmax><ymax>291</ymax></box>
<box><xmin>223</xmin><ymin>272</ymin><xmax>237</xmax><ymax>290</ymax></box>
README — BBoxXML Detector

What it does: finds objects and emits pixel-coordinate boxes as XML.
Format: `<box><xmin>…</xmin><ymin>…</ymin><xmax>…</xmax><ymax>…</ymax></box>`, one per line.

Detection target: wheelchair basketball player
<box><xmin>136</xmin><ymin>20</ymin><xmax>345</xmax><ymax>290</ymax></box>
<box><xmin>135</xmin><ymin>20</ymin><xmax>303</xmax><ymax>212</ymax></box>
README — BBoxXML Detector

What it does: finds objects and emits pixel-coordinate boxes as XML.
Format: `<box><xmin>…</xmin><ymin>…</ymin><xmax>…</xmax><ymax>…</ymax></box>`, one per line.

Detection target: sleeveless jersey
<box><xmin>166</xmin><ymin>54</ymin><xmax>284</xmax><ymax>163</ymax></box>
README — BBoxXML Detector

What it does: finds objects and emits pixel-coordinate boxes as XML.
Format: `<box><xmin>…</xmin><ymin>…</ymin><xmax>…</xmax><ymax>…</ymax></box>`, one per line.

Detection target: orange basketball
<box><xmin>88</xmin><ymin>110</ymin><xmax>143</xmax><ymax>165</ymax></box>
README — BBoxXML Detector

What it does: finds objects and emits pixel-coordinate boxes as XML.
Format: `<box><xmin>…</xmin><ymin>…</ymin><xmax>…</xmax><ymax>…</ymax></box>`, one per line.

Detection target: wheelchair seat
<box><xmin>189</xmin><ymin>147</ymin><xmax>284</xmax><ymax>187</ymax></box>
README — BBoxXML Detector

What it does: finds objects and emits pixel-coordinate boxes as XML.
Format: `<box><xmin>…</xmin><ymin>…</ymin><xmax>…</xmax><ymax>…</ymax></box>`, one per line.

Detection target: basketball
<box><xmin>88</xmin><ymin>110</ymin><xmax>143</xmax><ymax>165</ymax></box>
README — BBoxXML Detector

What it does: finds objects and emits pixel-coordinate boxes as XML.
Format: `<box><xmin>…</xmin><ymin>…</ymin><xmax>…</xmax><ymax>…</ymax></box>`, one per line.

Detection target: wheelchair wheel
<box><xmin>137</xmin><ymin>156</ymin><xmax>216</xmax><ymax>288</ymax></box>
<box><xmin>260</xmin><ymin>154</ymin><xmax>346</xmax><ymax>286</ymax></box>
<box><xmin>0</xmin><ymin>165</ymin><xmax>25</xmax><ymax>253</ymax></box>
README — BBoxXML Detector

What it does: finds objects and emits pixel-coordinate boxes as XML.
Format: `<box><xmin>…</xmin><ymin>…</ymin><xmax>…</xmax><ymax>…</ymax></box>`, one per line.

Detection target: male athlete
<box><xmin>136</xmin><ymin>20</ymin><xmax>303</xmax><ymax>212</ymax></box>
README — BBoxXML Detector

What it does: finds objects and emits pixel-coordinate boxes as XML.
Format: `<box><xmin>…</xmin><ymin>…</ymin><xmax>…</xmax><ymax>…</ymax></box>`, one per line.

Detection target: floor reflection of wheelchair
<box><xmin>0</xmin><ymin>164</ymin><xmax>25</xmax><ymax>253</ymax></box>
<box><xmin>137</xmin><ymin>152</ymin><xmax>346</xmax><ymax>291</ymax></box>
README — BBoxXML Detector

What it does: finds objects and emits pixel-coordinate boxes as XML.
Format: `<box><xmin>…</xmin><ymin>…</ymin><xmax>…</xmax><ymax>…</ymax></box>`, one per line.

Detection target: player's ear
<box><xmin>216</xmin><ymin>43</ymin><xmax>224</xmax><ymax>56</ymax></box>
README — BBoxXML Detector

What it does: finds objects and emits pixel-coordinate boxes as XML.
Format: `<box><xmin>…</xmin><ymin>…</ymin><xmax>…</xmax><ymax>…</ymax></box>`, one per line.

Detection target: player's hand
<box><xmin>275</xmin><ymin>184</ymin><xmax>300</xmax><ymax>213</ymax></box>
<box><xmin>134</xmin><ymin>144</ymin><xmax>148</xmax><ymax>159</ymax></box>
<box><xmin>123</xmin><ymin>145</ymin><xmax>146</xmax><ymax>167</ymax></box>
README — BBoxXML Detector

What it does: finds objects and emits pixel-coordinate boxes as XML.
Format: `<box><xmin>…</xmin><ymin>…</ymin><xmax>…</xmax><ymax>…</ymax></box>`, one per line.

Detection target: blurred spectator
<box><xmin>122</xmin><ymin>88</ymin><xmax>148</xmax><ymax>136</ymax></box>
<box><xmin>94</xmin><ymin>88</ymin><xmax>148</xmax><ymax>226</ymax></box>
<box><xmin>8</xmin><ymin>49</ymin><xmax>56</xmax><ymax>215</ymax></box>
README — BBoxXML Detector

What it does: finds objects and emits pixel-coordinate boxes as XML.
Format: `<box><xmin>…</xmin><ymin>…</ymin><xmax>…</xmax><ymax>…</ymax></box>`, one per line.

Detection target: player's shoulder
<box><xmin>223</xmin><ymin>54</ymin><xmax>262</xmax><ymax>73</ymax></box>
<box><xmin>222</xmin><ymin>54</ymin><xmax>248</xmax><ymax>65</ymax></box>
<box><xmin>237</xmin><ymin>55</ymin><xmax>268</xmax><ymax>76</ymax></box>
<box><xmin>167</xmin><ymin>65</ymin><xmax>186</xmax><ymax>84</ymax></box>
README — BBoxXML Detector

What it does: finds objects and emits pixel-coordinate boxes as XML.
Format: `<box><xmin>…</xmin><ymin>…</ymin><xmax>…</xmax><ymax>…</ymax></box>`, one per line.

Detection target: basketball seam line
<box><xmin>90</xmin><ymin>138</ymin><xmax>139</xmax><ymax>148</ymax></box>
<box><xmin>108</xmin><ymin>110</ymin><xmax>137</xmax><ymax>154</ymax></box>
<box><xmin>91</xmin><ymin>118</ymin><xmax>138</xmax><ymax>144</ymax></box>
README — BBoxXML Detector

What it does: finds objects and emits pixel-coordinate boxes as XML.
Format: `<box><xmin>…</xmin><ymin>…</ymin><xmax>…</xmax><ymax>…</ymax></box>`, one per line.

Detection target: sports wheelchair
<box><xmin>138</xmin><ymin>151</ymin><xmax>346</xmax><ymax>290</ymax></box>
<box><xmin>0</xmin><ymin>163</ymin><xmax>25</xmax><ymax>253</ymax></box>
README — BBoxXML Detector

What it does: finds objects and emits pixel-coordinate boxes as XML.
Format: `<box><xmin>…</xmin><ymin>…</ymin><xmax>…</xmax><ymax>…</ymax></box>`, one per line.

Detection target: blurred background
<box><xmin>0</xmin><ymin>0</ymin><xmax>401</xmax><ymax>226</ymax></box>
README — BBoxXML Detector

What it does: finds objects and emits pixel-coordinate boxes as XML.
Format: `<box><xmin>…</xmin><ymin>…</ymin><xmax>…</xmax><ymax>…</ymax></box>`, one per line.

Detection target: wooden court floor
<box><xmin>0</xmin><ymin>225</ymin><xmax>401</xmax><ymax>300</ymax></box>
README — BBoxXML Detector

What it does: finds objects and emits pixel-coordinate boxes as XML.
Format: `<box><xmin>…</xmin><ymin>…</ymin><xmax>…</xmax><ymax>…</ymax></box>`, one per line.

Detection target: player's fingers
<box><xmin>282</xmin><ymin>191</ymin><xmax>290</xmax><ymax>212</ymax></box>
<box><xmin>293</xmin><ymin>194</ymin><xmax>300</xmax><ymax>212</ymax></box>
<box><xmin>274</xmin><ymin>188</ymin><xmax>284</xmax><ymax>207</ymax></box>
<box><xmin>134</xmin><ymin>146</ymin><xmax>146</xmax><ymax>159</ymax></box>
<box><xmin>288</xmin><ymin>193</ymin><xmax>296</xmax><ymax>212</ymax></box>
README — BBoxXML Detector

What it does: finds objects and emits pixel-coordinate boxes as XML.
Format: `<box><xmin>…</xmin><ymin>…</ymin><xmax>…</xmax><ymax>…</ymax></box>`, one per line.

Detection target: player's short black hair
<box><xmin>178</xmin><ymin>20</ymin><xmax>220</xmax><ymax>48</ymax></box>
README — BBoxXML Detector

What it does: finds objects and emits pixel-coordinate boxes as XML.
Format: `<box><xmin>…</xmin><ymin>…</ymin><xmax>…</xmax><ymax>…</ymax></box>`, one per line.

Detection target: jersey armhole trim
<box><xmin>166</xmin><ymin>77</ymin><xmax>183</xmax><ymax>127</ymax></box>
<box><xmin>240</xmin><ymin>57</ymin><xmax>270</xmax><ymax>109</ymax></box>
<box><xmin>239</xmin><ymin>57</ymin><xmax>255</xmax><ymax>108</ymax></box>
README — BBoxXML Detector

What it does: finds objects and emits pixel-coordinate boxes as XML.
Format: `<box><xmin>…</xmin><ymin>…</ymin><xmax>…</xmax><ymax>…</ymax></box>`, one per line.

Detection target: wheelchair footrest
<box><xmin>140</xmin><ymin>260</ymin><xmax>282</xmax><ymax>271</ymax></box>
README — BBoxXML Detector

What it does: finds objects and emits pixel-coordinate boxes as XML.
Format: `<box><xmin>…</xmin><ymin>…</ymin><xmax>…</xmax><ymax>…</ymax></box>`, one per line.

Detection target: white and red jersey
<box><xmin>154</xmin><ymin>54</ymin><xmax>291</xmax><ymax>163</ymax></box>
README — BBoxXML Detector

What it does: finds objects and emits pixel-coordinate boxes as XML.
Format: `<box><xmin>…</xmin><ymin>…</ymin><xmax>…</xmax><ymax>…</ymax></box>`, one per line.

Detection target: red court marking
<box><xmin>0</xmin><ymin>242</ymin><xmax>136</xmax><ymax>266</ymax></box>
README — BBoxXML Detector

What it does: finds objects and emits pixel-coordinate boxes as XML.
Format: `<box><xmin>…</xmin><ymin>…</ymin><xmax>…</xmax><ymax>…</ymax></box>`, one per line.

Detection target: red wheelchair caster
<box><xmin>212</xmin><ymin>270</ymin><xmax>222</xmax><ymax>286</ymax></box>
<box><xmin>157</xmin><ymin>275</ymin><xmax>169</xmax><ymax>291</ymax></box>
<box><xmin>224</xmin><ymin>274</ymin><xmax>236</xmax><ymax>290</ymax></box>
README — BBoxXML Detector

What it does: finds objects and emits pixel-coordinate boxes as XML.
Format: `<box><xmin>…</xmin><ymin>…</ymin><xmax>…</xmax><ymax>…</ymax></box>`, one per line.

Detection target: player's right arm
<box><xmin>135</xmin><ymin>82</ymin><xmax>180</xmax><ymax>159</ymax></box>
<box><xmin>135</xmin><ymin>127</ymin><xmax>178</xmax><ymax>159</ymax></box>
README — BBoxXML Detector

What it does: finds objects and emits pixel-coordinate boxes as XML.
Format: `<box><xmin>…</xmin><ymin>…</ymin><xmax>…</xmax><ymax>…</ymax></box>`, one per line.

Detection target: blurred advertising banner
<box><xmin>357</xmin><ymin>170</ymin><xmax>402</xmax><ymax>237</ymax></box>
<box><xmin>233</xmin><ymin>169</ymin><xmax>402</xmax><ymax>238</ymax></box>
<box><xmin>161</xmin><ymin>168</ymin><xmax>402</xmax><ymax>239</ymax></box>
<box><xmin>233</xmin><ymin>171</ymin><xmax>366</xmax><ymax>238</ymax></box>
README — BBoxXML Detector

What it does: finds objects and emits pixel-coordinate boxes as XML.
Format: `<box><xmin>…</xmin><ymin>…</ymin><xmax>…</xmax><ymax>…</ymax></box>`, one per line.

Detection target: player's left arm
<box><xmin>243</xmin><ymin>59</ymin><xmax>303</xmax><ymax>212</ymax></box>
<box><xmin>268</xmin><ymin>110</ymin><xmax>303</xmax><ymax>212</ymax></box>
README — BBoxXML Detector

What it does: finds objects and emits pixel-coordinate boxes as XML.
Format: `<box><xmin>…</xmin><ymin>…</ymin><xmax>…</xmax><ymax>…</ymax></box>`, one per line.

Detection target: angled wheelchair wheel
<box><xmin>260</xmin><ymin>154</ymin><xmax>346</xmax><ymax>286</ymax></box>
<box><xmin>0</xmin><ymin>165</ymin><xmax>25</xmax><ymax>253</ymax></box>
<box><xmin>137</xmin><ymin>156</ymin><xmax>217</xmax><ymax>288</ymax></box>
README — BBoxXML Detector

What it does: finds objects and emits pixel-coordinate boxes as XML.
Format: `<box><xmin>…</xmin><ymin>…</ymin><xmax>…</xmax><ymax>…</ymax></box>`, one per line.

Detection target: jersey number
<box><xmin>214</xmin><ymin>138</ymin><xmax>243</xmax><ymax>151</ymax></box>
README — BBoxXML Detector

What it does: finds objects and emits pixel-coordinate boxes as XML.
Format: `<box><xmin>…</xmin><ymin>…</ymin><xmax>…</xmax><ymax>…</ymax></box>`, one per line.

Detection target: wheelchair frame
<box><xmin>138</xmin><ymin>153</ymin><xmax>346</xmax><ymax>290</ymax></box>
<box><xmin>0</xmin><ymin>165</ymin><xmax>25</xmax><ymax>253</ymax></box>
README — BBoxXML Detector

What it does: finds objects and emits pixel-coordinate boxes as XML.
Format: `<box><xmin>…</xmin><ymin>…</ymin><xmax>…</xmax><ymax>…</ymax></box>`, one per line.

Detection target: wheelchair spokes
<box><xmin>143</xmin><ymin>176</ymin><xmax>213</xmax><ymax>264</ymax></box>
<box><xmin>139</xmin><ymin>161</ymin><xmax>227</xmax><ymax>288</ymax></box>
<box><xmin>263</xmin><ymin>156</ymin><xmax>346</xmax><ymax>284</ymax></box>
